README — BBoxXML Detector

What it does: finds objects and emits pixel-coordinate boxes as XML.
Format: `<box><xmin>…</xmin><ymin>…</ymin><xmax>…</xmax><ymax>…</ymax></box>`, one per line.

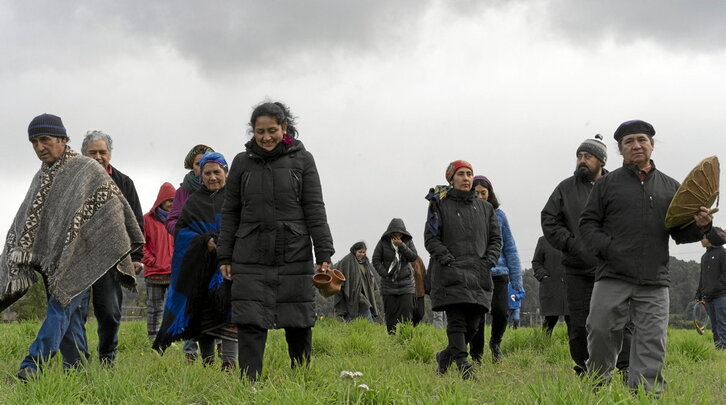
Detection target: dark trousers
<box><xmin>566</xmin><ymin>273</ymin><xmax>632</xmax><ymax>373</ymax></box>
<box><xmin>382</xmin><ymin>294</ymin><xmax>415</xmax><ymax>334</ymax></box>
<box><xmin>237</xmin><ymin>324</ymin><xmax>311</xmax><ymax>381</ymax></box>
<box><xmin>412</xmin><ymin>296</ymin><xmax>425</xmax><ymax>326</ymax></box>
<box><xmin>439</xmin><ymin>304</ymin><xmax>484</xmax><ymax>369</ymax></box>
<box><xmin>542</xmin><ymin>315</ymin><xmax>570</xmax><ymax>336</ymax></box>
<box><xmin>90</xmin><ymin>270</ymin><xmax>123</xmax><ymax>362</ymax></box>
<box><xmin>470</xmin><ymin>275</ymin><xmax>508</xmax><ymax>360</ymax></box>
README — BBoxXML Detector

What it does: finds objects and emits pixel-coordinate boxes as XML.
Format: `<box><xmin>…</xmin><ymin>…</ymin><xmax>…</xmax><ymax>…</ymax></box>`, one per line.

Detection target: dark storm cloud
<box><xmin>542</xmin><ymin>0</ymin><xmax>726</xmax><ymax>51</ymax></box>
<box><xmin>3</xmin><ymin>0</ymin><xmax>724</xmax><ymax>79</ymax></box>
<box><xmin>2</xmin><ymin>0</ymin><xmax>431</xmax><ymax>75</ymax></box>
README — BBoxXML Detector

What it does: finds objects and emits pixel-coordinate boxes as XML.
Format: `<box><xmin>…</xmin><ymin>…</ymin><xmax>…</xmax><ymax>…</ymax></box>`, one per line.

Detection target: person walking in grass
<box><xmin>141</xmin><ymin>182</ymin><xmax>176</xmax><ymax>340</ymax></box>
<box><xmin>165</xmin><ymin>143</ymin><xmax>214</xmax><ymax>362</ymax></box>
<box><xmin>694</xmin><ymin>231</ymin><xmax>726</xmax><ymax>350</ymax></box>
<box><xmin>541</xmin><ymin>135</ymin><xmax>633</xmax><ymax>377</ymax></box>
<box><xmin>0</xmin><ymin>114</ymin><xmax>142</xmax><ymax>381</ymax></box>
<box><xmin>532</xmin><ymin>236</ymin><xmax>569</xmax><ymax>336</ymax></box>
<box><xmin>153</xmin><ymin>153</ymin><xmax>237</xmax><ymax>370</ymax></box>
<box><xmin>81</xmin><ymin>130</ymin><xmax>145</xmax><ymax>367</ymax></box>
<box><xmin>580</xmin><ymin>120</ymin><xmax>712</xmax><ymax>394</ymax></box>
<box><xmin>218</xmin><ymin>101</ymin><xmax>334</xmax><ymax>381</ymax></box>
<box><xmin>425</xmin><ymin>160</ymin><xmax>501</xmax><ymax>379</ymax></box>
<box><xmin>373</xmin><ymin>218</ymin><xmax>418</xmax><ymax>334</ymax></box>
<box><xmin>469</xmin><ymin>175</ymin><xmax>523</xmax><ymax>363</ymax></box>
<box><xmin>333</xmin><ymin>241</ymin><xmax>380</xmax><ymax>322</ymax></box>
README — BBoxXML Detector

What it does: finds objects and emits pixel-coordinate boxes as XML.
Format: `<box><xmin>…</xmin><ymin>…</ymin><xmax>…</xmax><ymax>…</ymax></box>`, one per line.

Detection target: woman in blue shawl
<box><xmin>153</xmin><ymin>152</ymin><xmax>237</xmax><ymax>370</ymax></box>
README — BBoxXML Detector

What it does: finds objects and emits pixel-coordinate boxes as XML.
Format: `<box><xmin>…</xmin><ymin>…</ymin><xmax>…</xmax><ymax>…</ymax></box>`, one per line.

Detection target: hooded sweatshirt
<box><xmin>372</xmin><ymin>218</ymin><xmax>418</xmax><ymax>295</ymax></box>
<box><xmin>142</xmin><ymin>182</ymin><xmax>176</xmax><ymax>280</ymax></box>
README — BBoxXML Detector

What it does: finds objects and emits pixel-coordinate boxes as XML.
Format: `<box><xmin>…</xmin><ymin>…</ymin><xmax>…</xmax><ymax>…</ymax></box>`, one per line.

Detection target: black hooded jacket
<box><xmin>372</xmin><ymin>218</ymin><xmax>417</xmax><ymax>296</ymax></box>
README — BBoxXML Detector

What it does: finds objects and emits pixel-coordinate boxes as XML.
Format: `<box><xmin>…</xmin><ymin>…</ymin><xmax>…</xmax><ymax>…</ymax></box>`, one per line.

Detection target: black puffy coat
<box><xmin>217</xmin><ymin>140</ymin><xmax>334</xmax><ymax>329</ymax></box>
<box><xmin>532</xmin><ymin>236</ymin><xmax>568</xmax><ymax>317</ymax></box>
<box><xmin>372</xmin><ymin>218</ymin><xmax>417</xmax><ymax>296</ymax></box>
<box><xmin>580</xmin><ymin>162</ymin><xmax>703</xmax><ymax>287</ymax></box>
<box><xmin>425</xmin><ymin>188</ymin><xmax>502</xmax><ymax>311</ymax></box>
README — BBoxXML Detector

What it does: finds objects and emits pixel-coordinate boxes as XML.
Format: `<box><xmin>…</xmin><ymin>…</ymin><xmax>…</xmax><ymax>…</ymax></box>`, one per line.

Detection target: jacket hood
<box><xmin>150</xmin><ymin>182</ymin><xmax>176</xmax><ymax>213</ymax></box>
<box><xmin>381</xmin><ymin>218</ymin><xmax>412</xmax><ymax>241</ymax></box>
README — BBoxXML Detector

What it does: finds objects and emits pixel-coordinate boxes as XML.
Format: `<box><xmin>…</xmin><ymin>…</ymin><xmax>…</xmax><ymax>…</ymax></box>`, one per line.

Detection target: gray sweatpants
<box><xmin>586</xmin><ymin>278</ymin><xmax>668</xmax><ymax>394</ymax></box>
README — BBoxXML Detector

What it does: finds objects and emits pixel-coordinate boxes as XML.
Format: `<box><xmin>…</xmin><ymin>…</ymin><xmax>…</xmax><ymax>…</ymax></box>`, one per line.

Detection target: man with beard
<box><xmin>541</xmin><ymin>136</ymin><xmax>631</xmax><ymax>376</ymax></box>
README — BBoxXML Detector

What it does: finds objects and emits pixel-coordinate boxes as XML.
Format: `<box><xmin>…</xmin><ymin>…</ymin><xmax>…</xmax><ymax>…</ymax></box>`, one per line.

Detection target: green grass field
<box><xmin>1</xmin><ymin>318</ymin><xmax>724</xmax><ymax>404</ymax></box>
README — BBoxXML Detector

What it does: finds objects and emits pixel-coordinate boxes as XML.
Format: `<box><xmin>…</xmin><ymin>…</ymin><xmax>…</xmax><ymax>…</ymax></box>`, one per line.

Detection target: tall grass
<box><xmin>1</xmin><ymin>318</ymin><xmax>724</xmax><ymax>404</ymax></box>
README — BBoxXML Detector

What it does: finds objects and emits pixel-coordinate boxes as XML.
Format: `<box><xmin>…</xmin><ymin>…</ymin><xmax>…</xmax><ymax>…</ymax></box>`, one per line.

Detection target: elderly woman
<box><xmin>218</xmin><ymin>101</ymin><xmax>334</xmax><ymax>381</ymax></box>
<box><xmin>425</xmin><ymin>160</ymin><xmax>501</xmax><ymax>379</ymax></box>
<box><xmin>373</xmin><ymin>219</ymin><xmax>418</xmax><ymax>334</ymax></box>
<box><xmin>469</xmin><ymin>175</ymin><xmax>523</xmax><ymax>363</ymax></box>
<box><xmin>165</xmin><ymin>144</ymin><xmax>214</xmax><ymax>361</ymax></box>
<box><xmin>153</xmin><ymin>152</ymin><xmax>237</xmax><ymax>371</ymax></box>
<box><xmin>333</xmin><ymin>242</ymin><xmax>379</xmax><ymax>321</ymax></box>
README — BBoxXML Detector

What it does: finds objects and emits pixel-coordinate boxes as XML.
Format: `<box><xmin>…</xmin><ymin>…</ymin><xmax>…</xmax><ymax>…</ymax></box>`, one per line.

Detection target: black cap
<box><xmin>613</xmin><ymin>120</ymin><xmax>655</xmax><ymax>142</ymax></box>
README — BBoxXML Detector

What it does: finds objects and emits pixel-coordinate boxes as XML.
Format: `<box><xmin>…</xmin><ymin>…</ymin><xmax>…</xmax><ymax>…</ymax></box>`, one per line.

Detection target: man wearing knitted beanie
<box><xmin>542</xmin><ymin>135</ymin><xmax>632</xmax><ymax>378</ymax></box>
<box><xmin>0</xmin><ymin>114</ymin><xmax>143</xmax><ymax>381</ymax></box>
<box><xmin>580</xmin><ymin>120</ymin><xmax>713</xmax><ymax>394</ymax></box>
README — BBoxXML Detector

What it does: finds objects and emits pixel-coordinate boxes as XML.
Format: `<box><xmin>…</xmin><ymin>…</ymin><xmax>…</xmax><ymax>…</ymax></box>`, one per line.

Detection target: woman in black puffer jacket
<box><xmin>372</xmin><ymin>218</ymin><xmax>418</xmax><ymax>334</ymax></box>
<box><xmin>425</xmin><ymin>160</ymin><xmax>502</xmax><ymax>379</ymax></box>
<box><xmin>217</xmin><ymin>101</ymin><xmax>334</xmax><ymax>381</ymax></box>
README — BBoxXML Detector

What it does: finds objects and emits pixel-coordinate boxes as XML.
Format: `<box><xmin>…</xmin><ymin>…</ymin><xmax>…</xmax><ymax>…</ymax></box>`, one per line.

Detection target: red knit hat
<box><xmin>445</xmin><ymin>160</ymin><xmax>473</xmax><ymax>183</ymax></box>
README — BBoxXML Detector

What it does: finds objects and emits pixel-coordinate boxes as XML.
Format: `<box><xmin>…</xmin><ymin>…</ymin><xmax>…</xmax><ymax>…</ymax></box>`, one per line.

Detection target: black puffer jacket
<box><xmin>580</xmin><ymin>162</ymin><xmax>703</xmax><ymax>287</ymax></box>
<box><xmin>110</xmin><ymin>165</ymin><xmax>144</xmax><ymax>261</ymax></box>
<box><xmin>696</xmin><ymin>246</ymin><xmax>726</xmax><ymax>301</ymax></box>
<box><xmin>372</xmin><ymin>218</ymin><xmax>417</xmax><ymax>296</ymax></box>
<box><xmin>540</xmin><ymin>170</ymin><xmax>607</xmax><ymax>275</ymax></box>
<box><xmin>425</xmin><ymin>188</ymin><xmax>502</xmax><ymax>311</ymax></box>
<box><xmin>217</xmin><ymin>140</ymin><xmax>334</xmax><ymax>329</ymax></box>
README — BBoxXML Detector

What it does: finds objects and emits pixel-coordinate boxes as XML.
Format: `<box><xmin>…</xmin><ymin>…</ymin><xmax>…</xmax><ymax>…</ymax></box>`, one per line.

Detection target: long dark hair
<box><xmin>249</xmin><ymin>101</ymin><xmax>299</xmax><ymax>139</ymax></box>
<box><xmin>472</xmin><ymin>177</ymin><xmax>500</xmax><ymax>209</ymax></box>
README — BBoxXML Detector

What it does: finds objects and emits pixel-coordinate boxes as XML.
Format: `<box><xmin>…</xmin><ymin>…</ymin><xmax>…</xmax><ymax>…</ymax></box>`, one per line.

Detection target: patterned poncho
<box><xmin>153</xmin><ymin>186</ymin><xmax>233</xmax><ymax>352</ymax></box>
<box><xmin>0</xmin><ymin>148</ymin><xmax>143</xmax><ymax>310</ymax></box>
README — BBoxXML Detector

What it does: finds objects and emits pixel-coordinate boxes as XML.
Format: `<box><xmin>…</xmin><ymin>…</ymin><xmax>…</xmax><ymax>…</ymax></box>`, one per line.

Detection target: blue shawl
<box><xmin>152</xmin><ymin>186</ymin><xmax>231</xmax><ymax>352</ymax></box>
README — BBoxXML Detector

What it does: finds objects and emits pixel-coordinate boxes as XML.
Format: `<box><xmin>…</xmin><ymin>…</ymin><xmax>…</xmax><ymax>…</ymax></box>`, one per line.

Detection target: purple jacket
<box><xmin>165</xmin><ymin>186</ymin><xmax>192</xmax><ymax>235</ymax></box>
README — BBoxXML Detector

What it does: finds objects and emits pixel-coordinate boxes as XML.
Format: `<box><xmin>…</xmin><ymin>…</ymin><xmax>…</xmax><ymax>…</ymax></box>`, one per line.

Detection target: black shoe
<box><xmin>457</xmin><ymin>362</ymin><xmax>475</xmax><ymax>380</ymax></box>
<box><xmin>221</xmin><ymin>360</ymin><xmax>236</xmax><ymax>372</ymax></box>
<box><xmin>471</xmin><ymin>355</ymin><xmax>482</xmax><ymax>365</ymax></box>
<box><xmin>435</xmin><ymin>351</ymin><xmax>451</xmax><ymax>375</ymax></box>
<box><xmin>489</xmin><ymin>343</ymin><xmax>502</xmax><ymax>363</ymax></box>
<box><xmin>16</xmin><ymin>367</ymin><xmax>37</xmax><ymax>382</ymax></box>
<box><xmin>618</xmin><ymin>367</ymin><xmax>629</xmax><ymax>384</ymax></box>
<box><xmin>573</xmin><ymin>365</ymin><xmax>587</xmax><ymax>376</ymax></box>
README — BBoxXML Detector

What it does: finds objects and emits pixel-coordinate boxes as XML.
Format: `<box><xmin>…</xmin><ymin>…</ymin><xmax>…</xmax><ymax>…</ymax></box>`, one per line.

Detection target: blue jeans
<box><xmin>706</xmin><ymin>296</ymin><xmax>726</xmax><ymax>349</ymax></box>
<box><xmin>20</xmin><ymin>290</ymin><xmax>90</xmax><ymax>371</ymax></box>
<box><xmin>89</xmin><ymin>270</ymin><xmax>123</xmax><ymax>361</ymax></box>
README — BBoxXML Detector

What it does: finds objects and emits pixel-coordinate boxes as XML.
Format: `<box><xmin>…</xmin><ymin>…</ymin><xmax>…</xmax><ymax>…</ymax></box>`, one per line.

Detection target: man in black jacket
<box><xmin>695</xmin><ymin>231</ymin><xmax>726</xmax><ymax>349</ymax></box>
<box><xmin>541</xmin><ymin>136</ymin><xmax>631</xmax><ymax>376</ymax></box>
<box><xmin>82</xmin><ymin>130</ymin><xmax>144</xmax><ymax>366</ymax></box>
<box><xmin>580</xmin><ymin>120</ymin><xmax>712</xmax><ymax>394</ymax></box>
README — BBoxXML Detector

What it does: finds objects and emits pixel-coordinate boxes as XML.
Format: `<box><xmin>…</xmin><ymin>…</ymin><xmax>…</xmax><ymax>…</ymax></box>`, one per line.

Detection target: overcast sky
<box><xmin>2</xmin><ymin>0</ymin><xmax>725</xmax><ymax>268</ymax></box>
